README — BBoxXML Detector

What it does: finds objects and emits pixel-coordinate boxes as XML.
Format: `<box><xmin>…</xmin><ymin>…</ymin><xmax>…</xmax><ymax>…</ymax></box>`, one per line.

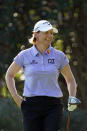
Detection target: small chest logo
<box><xmin>30</xmin><ymin>60</ymin><xmax>38</xmax><ymax>64</ymax></box>
<box><xmin>48</xmin><ymin>59</ymin><xmax>55</xmax><ymax>64</ymax></box>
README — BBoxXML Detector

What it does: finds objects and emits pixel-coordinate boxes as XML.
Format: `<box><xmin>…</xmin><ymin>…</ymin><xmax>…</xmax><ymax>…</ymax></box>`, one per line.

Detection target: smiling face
<box><xmin>34</xmin><ymin>29</ymin><xmax>54</xmax><ymax>47</ymax></box>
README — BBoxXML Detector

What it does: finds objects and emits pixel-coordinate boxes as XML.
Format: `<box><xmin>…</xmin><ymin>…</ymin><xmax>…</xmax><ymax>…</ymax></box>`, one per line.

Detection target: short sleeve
<box><xmin>14</xmin><ymin>51</ymin><xmax>24</xmax><ymax>67</ymax></box>
<box><xmin>60</xmin><ymin>52</ymin><xmax>69</xmax><ymax>69</ymax></box>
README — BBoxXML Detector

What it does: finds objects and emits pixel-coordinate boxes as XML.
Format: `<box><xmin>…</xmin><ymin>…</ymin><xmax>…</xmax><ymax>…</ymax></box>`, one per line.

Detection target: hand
<box><xmin>68</xmin><ymin>104</ymin><xmax>77</xmax><ymax>111</ymax></box>
<box><xmin>12</xmin><ymin>94</ymin><xmax>24</xmax><ymax>107</ymax></box>
<box><xmin>68</xmin><ymin>96</ymin><xmax>81</xmax><ymax>111</ymax></box>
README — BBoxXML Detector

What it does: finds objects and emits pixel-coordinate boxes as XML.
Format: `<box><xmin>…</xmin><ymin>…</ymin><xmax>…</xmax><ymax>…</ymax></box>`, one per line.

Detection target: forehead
<box><xmin>38</xmin><ymin>29</ymin><xmax>53</xmax><ymax>34</ymax></box>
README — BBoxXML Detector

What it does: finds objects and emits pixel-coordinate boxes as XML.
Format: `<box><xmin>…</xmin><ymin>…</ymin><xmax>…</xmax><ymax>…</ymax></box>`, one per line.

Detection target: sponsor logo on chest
<box><xmin>48</xmin><ymin>59</ymin><xmax>55</xmax><ymax>64</ymax></box>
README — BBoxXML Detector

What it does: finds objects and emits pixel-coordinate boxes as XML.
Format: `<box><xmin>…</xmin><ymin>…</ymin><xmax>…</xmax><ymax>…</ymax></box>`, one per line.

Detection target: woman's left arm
<box><xmin>60</xmin><ymin>64</ymin><xmax>77</xmax><ymax>97</ymax></box>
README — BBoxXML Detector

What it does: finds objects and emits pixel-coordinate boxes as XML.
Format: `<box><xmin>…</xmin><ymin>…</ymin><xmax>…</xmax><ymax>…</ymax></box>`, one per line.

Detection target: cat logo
<box><xmin>30</xmin><ymin>60</ymin><xmax>38</xmax><ymax>64</ymax></box>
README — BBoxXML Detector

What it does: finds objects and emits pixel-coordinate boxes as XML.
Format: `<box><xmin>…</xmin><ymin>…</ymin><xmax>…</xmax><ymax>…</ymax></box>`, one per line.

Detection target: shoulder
<box><xmin>51</xmin><ymin>47</ymin><xmax>65</xmax><ymax>56</ymax></box>
<box><xmin>17</xmin><ymin>47</ymin><xmax>32</xmax><ymax>57</ymax></box>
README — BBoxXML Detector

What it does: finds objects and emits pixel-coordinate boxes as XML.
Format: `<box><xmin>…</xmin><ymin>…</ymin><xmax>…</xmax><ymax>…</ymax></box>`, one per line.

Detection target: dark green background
<box><xmin>0</xmin><ymin>0</ymin><xmax>87</xmax><ymax>130</ymax></box>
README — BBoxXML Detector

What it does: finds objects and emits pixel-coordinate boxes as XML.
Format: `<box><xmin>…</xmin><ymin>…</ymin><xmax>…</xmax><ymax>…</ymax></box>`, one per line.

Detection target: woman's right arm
<box><xmin>5</xmin><ymin>61</ymin><xmax>24</xmax><ymax>107</ymax></box>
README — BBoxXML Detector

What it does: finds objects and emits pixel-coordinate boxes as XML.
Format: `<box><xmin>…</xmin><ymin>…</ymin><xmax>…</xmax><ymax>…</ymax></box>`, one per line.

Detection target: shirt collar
<box><xmin>31</xmin><ymin>45</ymin><xmax>39</xmax><ymax>56</ymax></box>
<box><xmin>31</xmin><ymin>45</ymin><xmax>52</xmax><ymax>56</ymax></box>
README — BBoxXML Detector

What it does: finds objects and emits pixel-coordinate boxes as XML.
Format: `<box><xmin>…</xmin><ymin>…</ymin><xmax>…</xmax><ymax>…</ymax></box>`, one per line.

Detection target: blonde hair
<box><xmin>28</xmin><ymin>34</ymin><xmax>36</xmax><ymax>44</ymax></box>
<box><xmin>28</xmin><ymin>31</ymin><xmax>40</xmax><ymax>44</ymax></box>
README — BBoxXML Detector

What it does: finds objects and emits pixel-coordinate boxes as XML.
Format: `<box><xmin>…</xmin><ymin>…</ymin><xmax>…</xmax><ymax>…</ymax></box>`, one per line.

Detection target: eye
<box><xmin>45</xmin><ymin>31</ymin><xmax>48</xmax><ymax>34</ymax></box>
<box><xmin>50</xmin><ymin>32</ymin><xmax>53</xmax><ymax>35</ymax></box>
<box><xmin>45</xmin><ymin>31</ymin><xmax>53</xmax><ymax>35</ymax></box>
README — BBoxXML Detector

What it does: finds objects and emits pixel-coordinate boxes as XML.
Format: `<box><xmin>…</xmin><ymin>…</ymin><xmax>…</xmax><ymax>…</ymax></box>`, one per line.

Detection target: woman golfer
<box><xmin>5</xmin><ymin>20</ymin><xmax>78</xmax><ymax>131</ymax></box>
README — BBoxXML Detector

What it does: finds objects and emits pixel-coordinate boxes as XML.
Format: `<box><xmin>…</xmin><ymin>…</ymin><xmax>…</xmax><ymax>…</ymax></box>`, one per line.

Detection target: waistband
<box><xmin>24</xmin><ymin>96</ymin><xmax>62</xmax><ymax>103</ymax></box>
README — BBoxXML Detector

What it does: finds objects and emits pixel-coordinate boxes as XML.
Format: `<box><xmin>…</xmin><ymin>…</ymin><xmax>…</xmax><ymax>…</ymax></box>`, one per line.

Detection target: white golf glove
<box><xmin>68</xmin><ymin>96</ymin><xmax>81</xmax><ymax>111</ymax></box>
<box><xmin>68</xmin><ymin>104</ymin><xmax>77</xmax><ymax>111</ymax></box>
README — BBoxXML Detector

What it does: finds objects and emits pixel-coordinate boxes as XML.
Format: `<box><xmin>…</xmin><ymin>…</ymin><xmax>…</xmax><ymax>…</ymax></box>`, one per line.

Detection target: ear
<box><xmin>33</xmin><ymin>32</ymin><xmax>38</xmax><ymax>39</ymax></box>
<box><xmin>33</xmin><ymin>32</ymin><xmax>37</xmax><ymax>36</ymax></box>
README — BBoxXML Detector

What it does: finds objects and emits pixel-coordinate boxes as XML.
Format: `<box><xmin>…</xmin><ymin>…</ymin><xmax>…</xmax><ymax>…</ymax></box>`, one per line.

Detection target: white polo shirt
<box><xmin>14</xmin><ymin>45</ymin><xmax>69</xmax><ymax>98</ymax></box>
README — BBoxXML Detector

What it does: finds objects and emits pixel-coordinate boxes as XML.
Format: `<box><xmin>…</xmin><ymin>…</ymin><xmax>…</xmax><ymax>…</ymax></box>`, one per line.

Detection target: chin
<box><xmin>48</xmin><ymin>42</ymin><xmax>51</xmax><ymax>46</ymax></box>
<box><xmin>46</xmin><ymin>41</ymin><xmax>51</xmax><ymax>45</ymax></box>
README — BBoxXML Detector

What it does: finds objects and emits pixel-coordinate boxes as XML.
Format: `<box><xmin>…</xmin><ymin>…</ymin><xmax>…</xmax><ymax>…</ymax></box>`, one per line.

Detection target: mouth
<box><xmin>45</xmin><ymin>38</ymin><xmax>52</xmax><ymax>42</ymax></box>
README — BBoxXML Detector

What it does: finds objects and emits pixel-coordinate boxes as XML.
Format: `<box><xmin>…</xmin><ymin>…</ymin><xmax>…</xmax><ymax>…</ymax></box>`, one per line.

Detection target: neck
<box><xmin>35</xmin><ymin>44</ymin><xmax>50</xmax><ymax>54</ymax></box>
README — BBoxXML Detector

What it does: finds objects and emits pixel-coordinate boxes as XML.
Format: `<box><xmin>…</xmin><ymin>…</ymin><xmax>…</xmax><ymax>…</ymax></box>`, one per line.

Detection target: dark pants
<box><xmin>21</xmin><ymin>96</ymin><xmax>64</xmax><ymax>131</ymax></box>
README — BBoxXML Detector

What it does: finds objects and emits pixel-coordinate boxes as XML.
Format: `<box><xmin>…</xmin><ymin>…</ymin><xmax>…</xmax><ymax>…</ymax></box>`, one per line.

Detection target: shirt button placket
<box><xmin>41</xmin><ymin>55</ymin><xmax>43</xmax><ymax>64</ymax></box>
<box><xmin>41</xmin><ymin>55</ymin><xmax>44</xmax><ymax>71</ymax></box>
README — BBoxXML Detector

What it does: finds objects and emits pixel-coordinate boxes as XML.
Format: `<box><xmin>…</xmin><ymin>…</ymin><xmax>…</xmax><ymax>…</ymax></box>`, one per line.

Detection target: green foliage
<box><xmin>0</xmin><ymin>98</ymin><xmax>23</xmax><ymax>131</ymax></box>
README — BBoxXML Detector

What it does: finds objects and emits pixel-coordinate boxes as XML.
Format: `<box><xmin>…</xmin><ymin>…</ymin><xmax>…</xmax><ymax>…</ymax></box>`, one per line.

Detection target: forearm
<box><xmin>67</xmin><ymin>79</ymin><xmax>77</xmax><ymax>97</ymax></box>
<box><xmin>5</xmin><ymin>74</ymin><xmax>18</xmax><ymax>97</ymax></box>
<box><xmin>5</xmin><ymin>62</ymin><xmax>23</xmax><ymax>107</ymax></box>
<box><xmin>5</xmin><ymin>73</ymin><xmax>23</xmax><ymax>107</ymax></box>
